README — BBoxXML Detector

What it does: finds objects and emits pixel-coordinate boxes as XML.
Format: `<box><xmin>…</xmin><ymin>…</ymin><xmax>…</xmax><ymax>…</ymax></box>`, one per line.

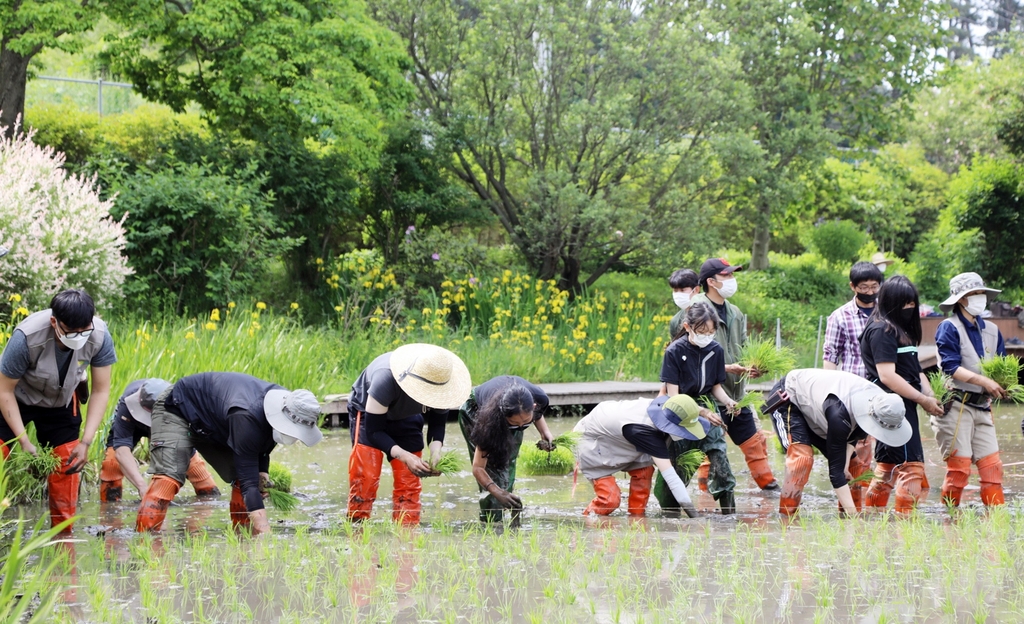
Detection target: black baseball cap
<box><xmin>698</xmin><ymin>258</ymin><xmax>743</xmax><ymax>288</ymax></box>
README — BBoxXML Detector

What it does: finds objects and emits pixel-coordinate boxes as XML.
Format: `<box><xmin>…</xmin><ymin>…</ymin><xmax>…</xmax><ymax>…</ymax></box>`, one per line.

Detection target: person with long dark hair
<box><xmin>860</xmin><ymin>275</ymin><xmax>944</xmax><ymax>513</ymax></box>
<box><xmin>459</xmin><ymin>376</ymin><xmax>554</xmax><ymax>522</ymax></box>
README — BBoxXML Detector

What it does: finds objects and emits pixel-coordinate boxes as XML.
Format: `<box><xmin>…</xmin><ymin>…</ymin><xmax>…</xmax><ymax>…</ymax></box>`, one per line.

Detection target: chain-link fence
<box><xmin>28</xmin><ymin>76</ymin><xmax>138</xmax><ymax>116</ymax></box>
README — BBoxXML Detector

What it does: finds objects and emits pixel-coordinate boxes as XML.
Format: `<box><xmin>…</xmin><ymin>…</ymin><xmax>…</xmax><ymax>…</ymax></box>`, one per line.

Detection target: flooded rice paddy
<box><xmin>31</xmin><ymin>404</ymin><xmax>1024</xmax><ymax>622</ymax></box>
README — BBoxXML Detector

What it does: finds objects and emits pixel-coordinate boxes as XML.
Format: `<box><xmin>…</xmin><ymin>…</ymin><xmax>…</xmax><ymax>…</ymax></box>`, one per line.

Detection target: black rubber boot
<box><xmin>718</xmin><ymin>491</ymin><xmax>736</xmax><ymax>515</ymax></box>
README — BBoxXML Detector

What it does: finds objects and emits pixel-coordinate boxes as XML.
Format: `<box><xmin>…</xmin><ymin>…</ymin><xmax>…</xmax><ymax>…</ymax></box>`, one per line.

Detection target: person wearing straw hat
<box><xmin>347</xmin><ymin>344</ymin><xmax>471</xmax><ymax>524</ymax></box>
<box><xmin>933</xmin><ymin>272</ymin><xmax>1009</xmax><ymax>508</ymax></box>
<box><xmin>764</xmin><ymin>368</ymin><xmax>910</xmax><ymax>515</ymax></box>
<box><xmin>99</xmin><ymin>379</ymin><xmax>220</xmax><ymax>502</ymax></box>
<box><xmin>871</xmin><ymin>252</ymin><xmax>895</xmax><ymax>274</ymax></box>
<box><xmin>574</xmin><ymin>394</ymin><xmax>711</xmax><ymax>518</ymax></box>
<box><xmin>135</xmin><ymin>372</ymin><xmax>323</xmax><ymax>534</ymax></box>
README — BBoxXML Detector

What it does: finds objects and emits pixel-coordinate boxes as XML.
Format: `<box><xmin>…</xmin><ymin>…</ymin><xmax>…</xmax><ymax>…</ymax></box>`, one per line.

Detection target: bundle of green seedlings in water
<box><xmin>266</xmin><ymin>462</ymin><xmax>299</xmax><ymax>512</ymax></box>
<box><xmin>980</xmin><ymin>355</ymin><xmax>1024</xmax><ymax>402</ymax></box>
<box><xmin>5</xmin><ymin>446</ymin><xmax>62</xmax><ymax>504</ymax></box>
<box><xmin>551</xmin><ymin>432</ymin><xmax>581</xmax><ymax>451</ymax></box>
<box><xmin>674</xmin><ymin>449</ymin><xmax>706</xmax><ymax>481</ymax></box>
<box><xmin>738</xmin><ymin>339</ymin><xmax>797</xmax><ymax>379</ymax></box>
<box><xmin>432</xmin><ymin>451</ymin><xmax>463</xmax><ymax>474</ymax></box>
<box><xmin>519</xmin><ymin>444</ymin><xmax>575</xmax><ymax>475</ymax></box>
<box><xmin>928</xmin><ymin>371</ymin><xmax>955</xmax><ymax>405</ymax></box>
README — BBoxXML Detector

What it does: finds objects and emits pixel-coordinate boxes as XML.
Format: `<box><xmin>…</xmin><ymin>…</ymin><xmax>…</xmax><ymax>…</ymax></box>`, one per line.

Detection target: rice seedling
<box><xmin>264</xmin><ymin>462</ymin><xmax>298</xmax><ymax>511</ymax></box>
<box><xmin>432</xmin><ymin>451</ymin><xmax>463</xmax><ymax>474</ymax></box>
<box><xmin>268</xmin><ymin>462</ymin><xmax>293</xmax><ymax>492</ymax></box>
<box><xmin>738</xmin><ymin>338</ymin><xmax>797</xmax><ymax>379</ymax></box>
<box><xmin>674</xmin><ymin>449</ymin><xmax>706</xmax><ymax>481</ymax></box>
<box><xmin>267</xmin><ymin>488</ymin><xmax>300</xmax><ymax>512</ymax></box>
<box><xmin>551</xmin><ymin>431</ymin><xmax>581</xmax><ymax>451</ymax></box>
<box><xmin>518</xmin><ymin>444</ymin><xmax>575</xmax><ymax>475</ymax></box>
<box><xmin>733</xmin><ymin>392</ymin><xmax>765</xmax><ymax>413</ymax></box>
<box><xmin>929</xmin><ymin>371</ymin><xmax>955</xmax><ymax>405</ymax></box>
<box><xmin>5</xmin><ymin>445</ymin><xmax>62</xmax><ymax>504</ymax></box>
<box><xmin>699</xmin><ymin>395</ymin><xmax>718</xmax><ymax>413</ymax></box>
<box><xmin>980</xmin><ymin>355</ymin><xmax>1024</xmax><ymax>402</ymax></box>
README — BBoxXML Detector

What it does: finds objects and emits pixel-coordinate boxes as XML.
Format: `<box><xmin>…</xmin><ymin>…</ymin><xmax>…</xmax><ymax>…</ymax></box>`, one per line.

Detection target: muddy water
<box><xmin>40</xmin><ymin>404</ymin><xmax>1024</xmax><ymax>622</ymax></box>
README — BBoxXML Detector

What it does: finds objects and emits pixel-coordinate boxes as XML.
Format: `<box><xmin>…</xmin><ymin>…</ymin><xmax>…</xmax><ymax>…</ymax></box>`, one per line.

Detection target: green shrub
<box><xmin>808</xmin><ymin>220</ymin><xmax>869</xmax><ymax>267</ymax></box>
<box><xmin>24</xmin><ymin>103</ymin><xmax>101</xmax><ymax>167</ymax></box>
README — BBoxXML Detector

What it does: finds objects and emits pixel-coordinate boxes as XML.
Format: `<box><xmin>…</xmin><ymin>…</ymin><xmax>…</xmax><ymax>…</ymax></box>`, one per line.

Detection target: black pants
<box><xmin>0</xmin><ymin>400</ymin><xmax>81</xmax><ymax>448</ymax></box>
<box><xmin>348</xmin><ymin>405</ymin><xmax>425</xmax><ymax>456</ymax></box>
<box><xmin>874</xmin><ymin>397</ymin><xmax>924</xmax><ymax>463</ymax></box>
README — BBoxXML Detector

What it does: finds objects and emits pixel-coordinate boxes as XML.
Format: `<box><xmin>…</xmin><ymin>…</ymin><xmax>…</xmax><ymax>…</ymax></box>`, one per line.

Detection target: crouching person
<box><xmin>575</xmin><ymin>395</ymin><xmax>711</xmax><ymax>518</ymax></box>
<box><xmin>100</xmin><ymin>379</ymin><xmax>220</xmax><ymax>502</ymax></box>
<box><xmin>136</xmin><ymin>373</ymin><xmax>323</xmax><ymax>535</ymax></box>
<box><xmin>765</xmin><ymin>369</ymin><xmax>910</xmax><ymax>516</ymax></box>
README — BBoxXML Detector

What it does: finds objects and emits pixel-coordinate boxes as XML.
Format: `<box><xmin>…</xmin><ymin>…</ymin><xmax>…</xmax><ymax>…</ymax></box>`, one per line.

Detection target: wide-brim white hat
<box><xmin>390</xmin><ymin>343</ymin><xmax>472</xmax><ymax>410</ymax></box>
<box><xmin>870</xmin><ymin>252</ymin><xmax>894</xmax><ymax>267</ymax></box>
<box><xmin>848</xmin><ymin>387</ymin><xmax>912</xmax><ymax>448</ymax></box>
<box><xmin>124</xmin><ymin>378</ymin><xmax>171</xmax><ymax>426</ymax></box>
<box><xmin>264</xmin><ymin>389</ymin><xmax>323</xmax><ymax>447</ymax></box>
<box><xmin>939</xmin><ymin>272</ymin><xmax>1001</xmax><ymax>312</ymax></box>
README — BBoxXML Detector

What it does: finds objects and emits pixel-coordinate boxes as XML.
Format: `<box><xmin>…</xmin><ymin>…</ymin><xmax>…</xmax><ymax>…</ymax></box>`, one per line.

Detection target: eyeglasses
<box><xmin>507</xmin><ymin>422</ymin><xmax>533</xmax><ymax>432</ymax></box>
<box><xmin>58</xmin><ymin>323</ymin><xmax>94</xmax><ymax>339</ymax></box>
<box><xmin>854</xmin><ymin>285</ymin><xmax>880</xmax><ymax>294</ymax></box>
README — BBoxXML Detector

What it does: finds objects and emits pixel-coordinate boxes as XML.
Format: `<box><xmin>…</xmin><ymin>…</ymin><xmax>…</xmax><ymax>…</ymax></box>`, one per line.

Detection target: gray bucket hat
<box><xmin>124</xmin><ymin>378</ymin><xmax>172</xmax><ymax>426</ymax></box>
<box><xmin>264</xmin><ymin>388</ymin><xmax>323</xmax><ymax>447</ymax></box>
<box><xmin>939</xmin><ymin>272</ymin><xmax>1001</xmax><ymax>313</ymax></box>
<box><xmin>848</xmin><ymin>387</ymin><xmax>911</xmax><ymax>448</ymax></box>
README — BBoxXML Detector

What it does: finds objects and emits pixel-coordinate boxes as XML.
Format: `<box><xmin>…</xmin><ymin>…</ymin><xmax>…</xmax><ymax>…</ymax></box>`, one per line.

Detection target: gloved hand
<box><xmin>681</xmin><ymin>502</ymin><xmax>699</xmax><ymax>519</ymax></box>
<box><xmin>537</xmin><ymin>439</ymin><xmax>556</xmax><ymax>452</ymax></box>
<box><xmin>258</xmin><ymin>472</ymin><xmax>274</xmax><ymax>494</ymax></box>
<box><xmin>491</xmin><ymin>488</ymin><xmax>523</xmax><ymax>509</ymax></box>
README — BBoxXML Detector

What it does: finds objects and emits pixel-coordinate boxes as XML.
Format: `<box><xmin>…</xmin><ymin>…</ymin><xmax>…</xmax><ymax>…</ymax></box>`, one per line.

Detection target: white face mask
<box><xmin>964</xmin><ymin>294</ymin><xmax>987</xmax><ymax>317</ymax></box>
<box><xmin>56</xmin><ymin>330</ymin><xmax>89</xmax><ymax>350</ymax></box>
<box><xmin>272</xmin><ymin>429</ymin><xmax>298</xmax><ymax>445</ymax></box>
<box><xmin>672</xmin><ymin>291</ymin><xmax>691</xmax><ymax>310</ymax></box>
<box><xmin>715</xmin><ymin>278</ymin><xmax>738</xmax><ymax>299</ymax></box>
<box><xmin>876</xmin><ymin>263</ymin><xmax>888</xmax><ymax>273</ymax></box>
<box><xmin>689</xmin><ymin>332</ymin><xmax>715</xmax><ymax>348</ymax></box>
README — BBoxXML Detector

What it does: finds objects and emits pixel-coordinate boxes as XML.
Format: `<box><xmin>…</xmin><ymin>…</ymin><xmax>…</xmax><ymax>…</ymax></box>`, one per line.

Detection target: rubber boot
<box><xmin>48</xmin><ymin>441</ymin><xmax>81</xmax><ymax>531</ymax></box>
<box><xmin>718</xmin><ymin>490</ymin><xmax>736</xmax><ymax>515</ymax></box>
<box><xmin>135</xmin><ymin>475</ymin><xmax>181</xmax><ymax>532</ymax></box>
<box><xmin>940</xmin><ymin>455</ymin><xmax>972</xmax><ymax>508</ymax></box>
<box><xmin>100</xmin><ymin>446</ymin><xmax>124</xmax><ymax>503</ymax></box>
<box><xmin>229</xmin><ymin>484</ymin><xmax>250</xmax><ymax>530</ymax></box>
<box><xmin>893</xmin><ymin>462</ymin><xmax>925</xmax><ymax>514</ymax></box>
<box><xmin>864</xmin><ymin>462</ymin><xmax>897</xmax><ymax>509</ymax></box>
<box><xmin>347</xmin><ymin>443</ymin><xmax>383</xmax><ymax>521</ymax></box>
<box><xmin>977</xmin><ymin>452</ymin><xmax>1005</xmax><ymax>507</ymax></box>
<box><xmin>390</xmin><ymin>451</ymin><xmax>423</xmax><ymax>525</ymax></box>
<box><xmin>738</xmin><ymin>431</ymin><xmax>778</xmax><ymax>490</ymax></box>
<box><xmin>846</xmin><ymin>439</ymin><xmax>872</xmax><ymax>512</ymax></box>
<box><xmin>626</xmin><ymin>466</ymin><xmax>655</xmax><ymax>516</ymax></box>
<box><xmin>695</xmin><ymin>459</ymin><xmax>710</xmax><ymax>492</ymax></box>
<box><xmin>779</xmin><ymin>443</ymin><xmax>814</xmax><ymax>516</ymax></box>
<box><xmin>584</xmin><ymin>476</ymin><xmax>622</xmax><ymax>516</ymax></box>
<box><xmin>186</xmin><ymin>454</ymin><xmax>220</xmax><ymax>496</ymax></box>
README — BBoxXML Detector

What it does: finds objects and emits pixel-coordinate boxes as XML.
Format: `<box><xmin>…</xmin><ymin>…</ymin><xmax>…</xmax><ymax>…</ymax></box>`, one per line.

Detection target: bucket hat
<box><xmin>848</xmin><ymin>387</ymin><xmax>911</xmax><ymax>448</ymax></box>
<box><xmin>389</xmin><ymin>343</ymin><xmax>472</xmax><ymax>410</ymax></box>
<box><xmin>124</xmin><ymin>378</ymin><xmax>171</xmax><ymax>426</ymax></box>
<box><xmin>870</xmin><ymin>252</ymin><xmax>894</xmax><ymax>268</ymax></box>
<box><xmin>939</xmin><ymin>272</ymin><xmax>1001</xmax><ymax>313</ymax></box>
<box><xmin>646</xmin><ymin>395</ymin><xmax>710</xmax><ymax>441</ymax></box>
<box><xmin>264</xmin><ymin>388</ymin><xmax>324</xmax><ymax>447</ymax></box>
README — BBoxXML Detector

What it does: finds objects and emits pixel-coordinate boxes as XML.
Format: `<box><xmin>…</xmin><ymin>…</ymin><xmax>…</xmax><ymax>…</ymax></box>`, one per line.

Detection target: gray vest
<box><xmin>9</xmin><ymin>309</ymin><xmax>108</xmax><ymax>408</ymax></box>
<box><xmin>574</xmin><ymin>398</ymin><xmax>658</xmax><ymax>480</ymax></box>
<box><xmin>784</xmin><ymin>369</ymin><xmax>882</xmax><ymax>439</ymax></box>
<box><xmin>938</xmin><ymin>316</ymin><xmax>1000</xmax><ymax>394</ymax></box>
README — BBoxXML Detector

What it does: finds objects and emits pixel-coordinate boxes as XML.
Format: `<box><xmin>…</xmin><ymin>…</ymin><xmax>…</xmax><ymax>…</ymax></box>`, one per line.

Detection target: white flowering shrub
<box><xmin>0</xmin><ymin>123</ymin><xmax>131</xmax><ymax>310</ymax></box>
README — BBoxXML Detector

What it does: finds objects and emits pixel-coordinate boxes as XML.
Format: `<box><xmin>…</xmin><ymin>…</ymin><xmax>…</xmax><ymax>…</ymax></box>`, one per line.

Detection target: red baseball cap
<box><xmin>698</xmin><ymin>258</ymin><xmax>743</xmax><ymax>287</ymax></box>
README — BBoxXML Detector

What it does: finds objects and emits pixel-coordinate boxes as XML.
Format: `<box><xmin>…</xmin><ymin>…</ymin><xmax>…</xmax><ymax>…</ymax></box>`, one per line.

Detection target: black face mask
<box><xmin>899</xmin><ymin>308</ymin><xmax>917</xmax><ymax>324</ymax></box>
<box><xmin>855</xmin><ymin>292</ymin><xmax>877</xmax><ymax>304</ymax></box>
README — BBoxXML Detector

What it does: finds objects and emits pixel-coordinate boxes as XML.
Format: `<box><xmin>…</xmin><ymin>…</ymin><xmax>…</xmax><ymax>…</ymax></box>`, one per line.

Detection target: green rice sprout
<box><xmin>519</xmin><ymin>444</ymin><xmax>575</xmax><ymax>475</ymax></box>
<box><xmin>266</xmin><ymin>488</ymin><xmax>300</xmax><ymax>512</ymax></box>
<box><xmin>432</xmin><ymin>451</ymin><xmax>463</xmax><ymax>474</ymax></box>
<box><xmin>674</xmin><ymin>449</ymin><xmax>706</xmax><ymax>481</ymax></box>
<box><xmin>551</xmin><ymin>432</ymin><xmax>581</xmax><ymax>451</ymax></box>
<box><xmin>738</xmin><ymin>339</ymin><xmax>797</xmax><ymax>379</ymax></box>
<box><xmin>980</xmin><ymin>355</ymin><xmax>1024</xmax><ymax>402</ymax></box>
<box><xmin>269</xmin><ymin>462</ymin><xmax>293</xmax><ymax>492</ymax></box>
<box><xmin>928</xmin><ymin>372</ymin><xmax>955</xmax><ymax>405</ymax></box>
<box><xmin>5</xmin><ymin>446</ymin><xmax>63</xmax><ymax>504</ymax></box>
<box><xmin>699</xmin><ymin>396</ymin><xmax>718</xmax><ymax>413</ymax></box>
<box><xmin>264</xmin><ymin>462</ymin><xmax>297</xmax><ymax>511</ymax></box>
<box><xmin>848</xmin><ymin>471</ymin><xmax>876</xmax><ymax>486</ymax></box>
<box><xmin>733</xmin><ymin>392</ymin><xmax>765</xmax><ymax>413</ymax></box>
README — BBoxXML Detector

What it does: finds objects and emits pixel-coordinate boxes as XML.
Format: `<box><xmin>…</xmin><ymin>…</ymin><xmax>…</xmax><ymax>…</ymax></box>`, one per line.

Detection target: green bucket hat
<box><xmin>646</xmin><ymin>395</ymin><xmax>710</xmax><ymax>441</ymax></box>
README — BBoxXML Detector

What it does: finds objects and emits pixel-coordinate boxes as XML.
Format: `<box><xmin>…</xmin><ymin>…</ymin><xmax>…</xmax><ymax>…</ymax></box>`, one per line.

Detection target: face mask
<box><xmin>876</xmin><ymin>263</ymin><xmax>888</xmax><ymax>273</ymax></box>
<box><xmin>672</xmin><ymin>291</ymin><xmax>691</xmax><ymax>309</ymax></box>
<box><xmin>272</xmin><ymin>429</ymin><xmax>298</xmax><ymax>445</ymax></box>
<box><xmin>964</xmin><ymin>295</ymin><xmax>987</xmax><ymax>317</ymax></box>
<box><xmin>855</xmin><ymin>292</ymin><xmax>877</xmax><ymax>305</ymax></box>
<box><xmin>715</xmin><ymin>278</ymin><xmax>738</xmax><ymax>299</ymax></box>
<box><xmin>690</xmin><ymin>332</ymin><xmax>715</xmax><ymax>348</ymax></box>
<box><xmin>898</xmin><ymin>308</ymin><xmax>917</xmax><ymax>324</ymax></box>
<box><xmin>57</xmin><ymin>330</ymin><xmax>89</xmax><ymax>350</ymax></box>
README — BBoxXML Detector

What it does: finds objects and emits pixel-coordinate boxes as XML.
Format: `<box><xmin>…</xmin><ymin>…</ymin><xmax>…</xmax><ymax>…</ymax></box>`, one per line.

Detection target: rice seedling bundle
<box><xmin>738</xmin><ymin>339</ymin><xmax>797</xmax><ymax>379</ymax></box>
<box><xmin>266</xmin><ymin>488</ymin><xmax>300</xmax><ymax>512</ymax></box>
<box><xmin>847</xmin><ymin>471</ymin><xmax>876</xmax><ymax>486</ymax></box>
<box><xmin>518</xmin><ymin>444</ymin><xmax>575</xmax><ymax>475</ymax></box>
<box><xmin>928</xmin><ymin>372</ymin><xmax>954</xmax><ymax>405</ymax></box>
<box><xmin>733</xmin><ymin>392</ymin><xmax>765</xmax><ymax>413</ymax></box>
<box><xmin>980</xmin><ymin>355</ymin><xmax>1024</xmax><ymax>402</ymax></box>
<box><xmin>432</xmin><ymin>451</ymin><xmax>463</xmax><ymax>474</ymax></box>
<box><xmin>268</xmin><ymin>462</ymin><xmax>293</xmax><ymax>492</ymax></box>
<box><xmin>265</xmin><ymin>462</ymin><xmax>298</xmax><ymax>511</ymax></box>
<box><xmin>5</xmin><ymin>447</ymin><xmax>62</xmax><ymax>504</ymax></box>
<box><xmin>551</xmin><ymin>432</ymin><xmax>581</xmax><ymax>451</ymax></box>
<box><xmin>674</xmin><ymin>449</ymin><xmax>706</xmax><ymax>481</ymax></box>
<box><xmin>699</xmin><ymin>396</ymin><xmax>718</xmax><ymax>413</ymax></box>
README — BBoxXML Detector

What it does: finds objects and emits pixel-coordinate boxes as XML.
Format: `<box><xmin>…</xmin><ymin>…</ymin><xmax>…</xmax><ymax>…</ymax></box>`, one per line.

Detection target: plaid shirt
<box><xmin>822</xmin><ymin>299</ymin><xmax>872</xmax><ymax>378</ymax></box>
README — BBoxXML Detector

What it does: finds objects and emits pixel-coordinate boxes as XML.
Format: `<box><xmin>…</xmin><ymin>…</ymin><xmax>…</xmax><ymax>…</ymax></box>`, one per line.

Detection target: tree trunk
<box><xmin>558</xmin><ymin>255</ymin><xmax>582</xmax><ymax>296</ymax></box>
<box><xmin>0</xmin><ymin>48</ymin><xmax>31</xmax><ymax>138</ymax></box>
<box><xmin>750</xmin><ymin>203</ymin><xmax>772</xmax><ymax>270</ymax></box>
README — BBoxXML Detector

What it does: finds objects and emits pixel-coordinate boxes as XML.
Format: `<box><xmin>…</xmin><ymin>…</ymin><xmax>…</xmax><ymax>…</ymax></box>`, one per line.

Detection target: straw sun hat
<box><xmin>390</xmin><ymin>343</ymin><xmax>472</xmax><ymax>410</ymax></box>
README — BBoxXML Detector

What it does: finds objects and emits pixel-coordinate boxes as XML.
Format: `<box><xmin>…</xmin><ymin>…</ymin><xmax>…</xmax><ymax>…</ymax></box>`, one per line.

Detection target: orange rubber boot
<box><xmin>739</xmin><ymin>431</ymin><xmax>778</xmax><ymax>489</ymax></box>
<box><xmin>845</xmin><ymin>439</ymin><xmax>872</xmax><ymax>512</ymax></box>
<box><xmin>1</xmin><ymin>442</ymin><xmax>10</xmax><ymax>461</ymax></box>
<box><xmin>390</xmin><ymin>452</ymin><xmax>423</xmax><ymax>525</ymax></box>
<box><xmin>940</xmin><ymin>456</ymin><xmax>972</xmax><ymax>508</ymax></box>
<box><xmin>100</xmin><ymin>447</ymin><xmax>124</xmax><ymax>503</ymax></box>
<box><xmin>347</xmin><ymin>443</ymin><xmax>383</xmax><ymax>521</ymax></box>
<box><xmin>48</xmin><ymin>441</ymin><xmax>81</xmax><ymax>531</ymax></box>
<box><xmin>626</xmin><ymin>466</ymin><xmax>655</xmax><ymax>516</ymax></box>
<box><xmin>694</xmin><ymin>459</ymin><xmax>710</xmax><ymax>491</ymax></box>
<box><xmin>977</xmin><ymin>452</ymin><xmax>1005</xmax><ymax>507</ymax></box>
<box><xmin>186</xmin><ymin>454</ymin><xmax>220</xmax><ymax>496</ymax></box>
<box><xmin>779</xmin><ymin>443</ymin><xmax>814</xmax><ymax>516</ymax></box>
<box><xmin>229</xmin><ymin>484</ymin><xmax>250</xmax><ymax>530</ymax></box>
<box><xmin>584</xmin><ymin>476</ymin><xmax>622</xmax><ymax>516</ymax></box>
<box><xmin>864</xmin><ymin>462</ymin><xmax>896</xmax><ymax>509</ymax></box>
<box><xmin>135</xmin><ymin>475</ymin><xmax>181</xmax><ymax>532</ymax></box>
<box><xmin>894</xmin><ymin>462</ymin><xmax>925</xmax><ymax>514</ymax></box>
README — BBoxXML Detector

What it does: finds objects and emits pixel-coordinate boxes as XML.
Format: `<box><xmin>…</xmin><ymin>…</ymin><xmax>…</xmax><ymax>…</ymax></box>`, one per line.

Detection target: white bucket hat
<box><xmin>389</xmin><ymin>343</ymin><xmax>472</xmax><ymax>410</ymax></box>
<box><xmin>848</xmin><ymin>387</ymin><xmax>911</xmax><ymax>448</ymax></box>
<box><xmin>870</xmin><ymin>252</ymin><xmax>894</xmax><ymax>268</ymax></box>
<box><xmin>124</xmin><ymin>378</ymin><xmax>172</xmax><ymax>426</ymax></box>
<box><xmin>264</xmin><ymin>389</ymin><xmax>323</xmax><ymax>447</ymax></box>
<box><xmin>939</xmin><ymin>272</ymin><xmax>1001</xmax><ymax>313</ymax></box>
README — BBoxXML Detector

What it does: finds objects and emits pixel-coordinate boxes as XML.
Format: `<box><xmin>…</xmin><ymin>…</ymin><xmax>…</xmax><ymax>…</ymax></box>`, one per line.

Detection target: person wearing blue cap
<box><xmin>573</xmin><ymin>394</ymin><xmax>711</xmax><ymax>518</ymax></box>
